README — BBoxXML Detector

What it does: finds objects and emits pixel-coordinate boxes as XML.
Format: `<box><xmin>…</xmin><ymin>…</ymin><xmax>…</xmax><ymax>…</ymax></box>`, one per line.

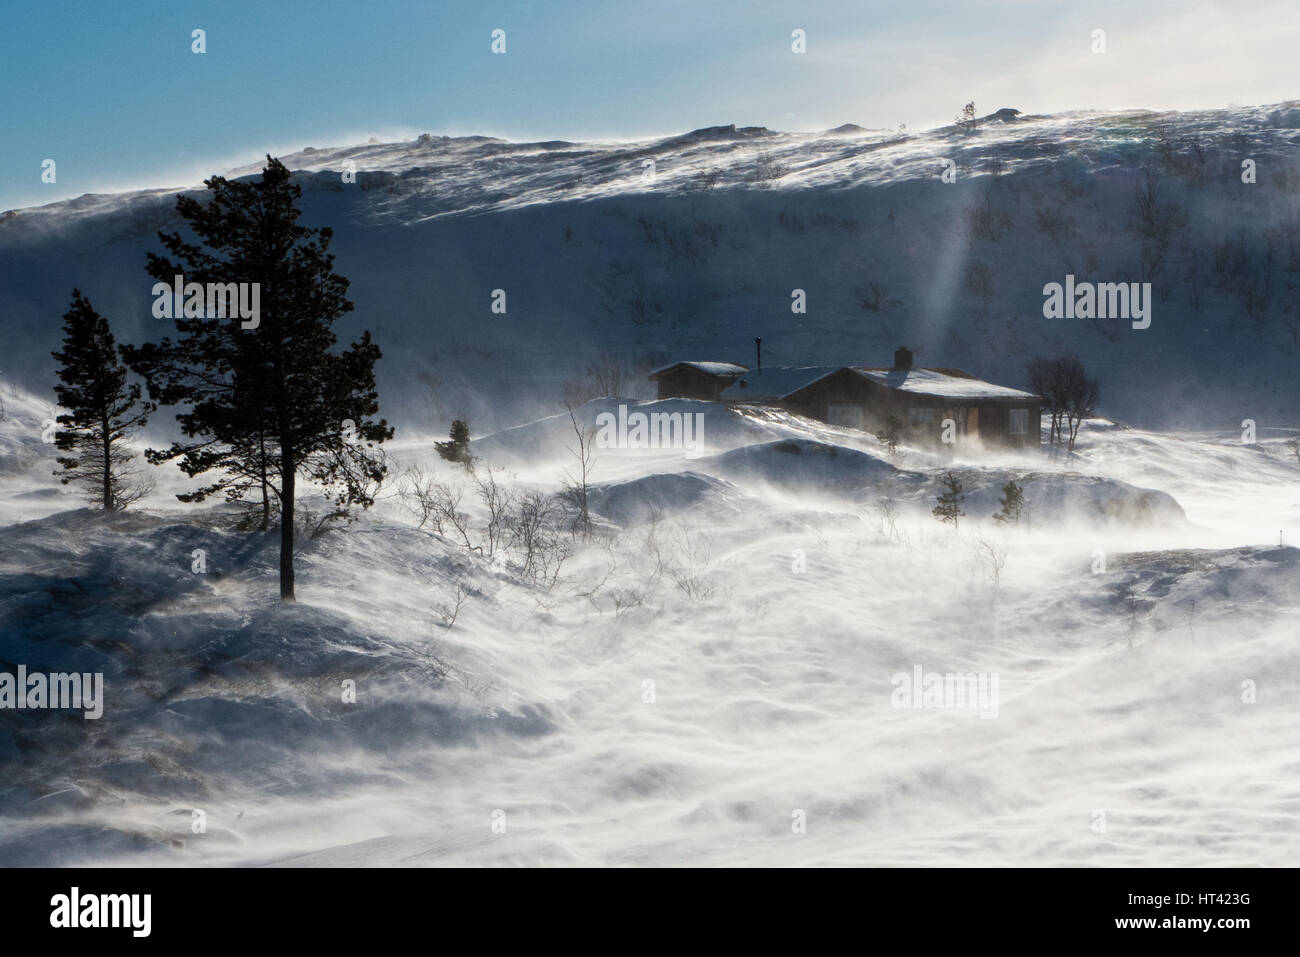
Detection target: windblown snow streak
<box><xmin>1</xmin><ymin>385</ymin><xmax>1297</xmax><ymax>866</ymax></box>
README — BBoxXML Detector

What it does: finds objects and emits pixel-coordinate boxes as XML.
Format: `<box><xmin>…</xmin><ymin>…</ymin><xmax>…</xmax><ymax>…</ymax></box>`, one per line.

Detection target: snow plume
<box><xmin>2</xmin><ymin>378</ymin><xmax>1299</xmax><ymax>865</ymax></box>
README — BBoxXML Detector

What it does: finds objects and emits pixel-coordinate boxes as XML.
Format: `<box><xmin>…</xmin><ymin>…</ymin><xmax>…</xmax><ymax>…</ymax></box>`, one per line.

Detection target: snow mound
<box><xmin>471</xmin><ymin>397</ymin><xmax>782</xmax><ymax>465</ymax></box>
<box><xmin>0</xmin><ymin>386</ymin><xmax>73</xmax><ymax>524</ymax></box>
<box><xmin>0</xmin><ymin>506</ymin><xmax>554</xmax><ymax>863</ymax></box>
<box><xmin>913</xmin><ymin>469</ymin><xmax>1187</xmax><ymax>527</ymax></box>
<box><xmin>1087</xmin><ymin>544</ymin><xmax>1300</xmax><ymax>634</ymax></box>
<box><xmin>587</xmin><ymin>471</ymin><xmax>739</xmax><ymax>525</ymax></box>
<box><xmin>702</xmin><ymin>438</ymin><xmax>896</xmax><ymax>490</ymax></box>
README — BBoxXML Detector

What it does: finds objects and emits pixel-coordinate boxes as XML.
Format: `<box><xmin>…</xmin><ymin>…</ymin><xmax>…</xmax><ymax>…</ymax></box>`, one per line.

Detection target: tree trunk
<box><xmin>279</xmin><ymin>456</ymin><xmax>295</xmax><ymax>602</ymax></box>
<box><xmin>258</xmin><ymin>431</ymin><xmax>270</xmax><ymax>532</ymax></box>
<box><xmin>101</xmin><ymin>414</ymin><xmax>114</xmax><ymax>512</ymax></box>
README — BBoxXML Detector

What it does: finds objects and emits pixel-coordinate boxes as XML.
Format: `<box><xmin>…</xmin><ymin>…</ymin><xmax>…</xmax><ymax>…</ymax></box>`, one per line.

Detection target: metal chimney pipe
<box><xmin>755</xmin><ymin>337</ymin><xmax>762</xmax><ymax>372</ymax></box>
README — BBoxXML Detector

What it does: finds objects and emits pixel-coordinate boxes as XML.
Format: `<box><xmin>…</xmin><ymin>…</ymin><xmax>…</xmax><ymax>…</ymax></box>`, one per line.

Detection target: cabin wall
<box><xmin>655</xmin><ymin>368</ymin><xmax>735</xmax><ymax>400</ymax></box>
<box><xmin>780</xmin><ymin>370</ymin><xmax>880</xmax><ymax>421</ymax></box>
<box><xmin>779</xmin><ymin>373</ymin><xmax>1041</xmax><ymax>447</ymax></box>
<box><xmin>976</xmin><ymin>404</ymin><xmax>1042</xmax><ymax>447</ymax></box>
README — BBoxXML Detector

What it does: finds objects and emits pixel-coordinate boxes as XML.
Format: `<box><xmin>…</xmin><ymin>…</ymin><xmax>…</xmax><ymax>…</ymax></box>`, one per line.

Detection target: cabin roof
<box><xmin>648</xmin><ymin>360</ymin><xmax>749</xmax><ymax>380</ymax></box>
<box><xmin>853</xmin><ymin>367</ymin><xmax>1039</xmax><ymax>401</ymax></box>
<box><xmin>658</xmin><ymin>357</ymin><xmax>1040</xmax><ymax>403</ymax></box>
<box><xmin>720</xmin><ymin>366</ymin><xmax>845</xmax><ymax>401</ymax></box>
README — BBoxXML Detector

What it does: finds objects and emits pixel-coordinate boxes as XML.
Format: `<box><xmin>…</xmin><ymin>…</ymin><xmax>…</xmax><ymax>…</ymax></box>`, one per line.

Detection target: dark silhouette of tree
<box><xmin>932</xmin><ymin>471</ymin><xmax>966</xmax><ymax>530</ymax></box>
<box><xmin>1026</xmin><ymin>356</ymin><xmax>1065</xmax><ymax>445</ymax></box>
<box><xmin>875</xmin><ymin>414</ymin><xmax>904</xmax><ymax>461</ymax></box>
<box><xmin>992</xmin><ymin>479</ymin><xmax>1025</xmax><ymax>526</ymax></box>
<box><xmin>1060</xmin><ymin>359</ymin><xmax>1100</xmax><ymax>452</ymax></box>
<box><xmin>436</xmin><ymin>420</ymin><xmax>473</xmax><ymax>468</ymax></box>
<box><xmin>125</xmin><ymin>157</ymin><xmax>391</xmax><ymax>601</ymax></box>
<box><xmin>51</xmin><ymin>290</ymin><xmax>154</xmax><ymax>510</ymax></box>
<box><xmin>1026</xmin><ymin>353</ymin><xmax>1100</xmax><ymax>450</ymax></box>
<box><xmin>560</xmin><ymin>404</ymin><xmax>594</xmax><ymax>537</ymax></box>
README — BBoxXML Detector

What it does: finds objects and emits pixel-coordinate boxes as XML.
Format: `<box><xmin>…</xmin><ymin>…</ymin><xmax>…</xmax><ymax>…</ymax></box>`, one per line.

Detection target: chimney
<box><xmin>892</xmin><ymin>347</ymin><xmax>913</xmax><ymax>371</ymax></box>
<box><xmin>755</xmin><ymin>337</ymin><xmax>762</xmax><ymax>373</ymax></box>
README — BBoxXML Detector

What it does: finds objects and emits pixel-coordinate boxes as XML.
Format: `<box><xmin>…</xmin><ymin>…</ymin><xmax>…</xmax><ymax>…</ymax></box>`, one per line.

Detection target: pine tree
<box><xmin>875</xmin><ymin>414</ymin><xmax>904</xmax><ymax>462</ymax></box>
<box><xmin>436</xmin><ymin>420</ymin><xmax>472</xmax><ymax>468</ymax></box>
<box><xmin>124</xmin><ymin>158</ymin><xmax>392</xmax><ymax>601</ymax></box>
<box><xmin>992</xmin><ymin>479</ymin><xmax>1025</xmax><ymax>526</ymax></box>
<box><xmin>51</xmin><ymin>290</ymin><xmax>154</xmax><ymax>511</ymax></box>
<box><xmin>932</xmin><ymin>471</ymin><xmax>966</xmax><ymax>530</ymax></box>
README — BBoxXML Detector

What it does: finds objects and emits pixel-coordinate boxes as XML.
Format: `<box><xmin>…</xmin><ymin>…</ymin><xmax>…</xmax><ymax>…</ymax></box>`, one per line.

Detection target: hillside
<box><xmin>3</xmin><ymin>103</ymin><xmax>1300</xmax><ymax>435</ymax></box>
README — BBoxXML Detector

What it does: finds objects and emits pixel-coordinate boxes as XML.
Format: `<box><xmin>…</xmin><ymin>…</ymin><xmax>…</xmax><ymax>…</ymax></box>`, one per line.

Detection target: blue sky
<box><xmin>3</xmin><ymin>0</ymin><xmax>1294</xmax><ymax>211</ymax></box>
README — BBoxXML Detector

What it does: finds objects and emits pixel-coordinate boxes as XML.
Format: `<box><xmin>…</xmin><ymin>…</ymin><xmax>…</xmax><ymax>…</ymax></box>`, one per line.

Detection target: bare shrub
<box><xmin>1128</xmin><ymin>165</ymin><xmax>1187</xmax><ymax>281</ymax></box>
<box><xmin>749</xmin><ymin>152</ymin><xmax>788</xmax><ymax>187</ymax></box>
<box><xmin>399</xmin><ymin>467</ymin><xmax>478</xmax><ymax>551</ymax></box>
<box><xmin>875</xmin><ymin>415</ymin><xmax>905</xmax><ymax>464</ymax></box>
<box><xmin>1026</xmin><ymin>353</ymin><xmax>1099</xmax><ymax>452</ymax></box>
<box><xmin>965</xmin><ymin>191</ymin><xmax>1012</xmax><ymax>241</ymax></box>
<box><xmin>562</xmin><ymin>352</ymin><xmax>632</xmax><ymax>405</ymax></box>
<box><xmin>976</xmin><ymin>534</ymin><xmax>1008</xmax><ymax>594</ymax></box>
<box><xmin>475</xmin><ymin>468</ymin><xmax>514</xmax><ymax>558</ymax></box>
<box><xmin>666</xmin><ymin>522</ymin><xmax>718</xmax><ymax>601</ymax></box>
<box><xmin>559</xmin><ymin>404</ymin><xmax>596</xmax><ymax>537</ymax></box>
<box><xmin>509</xmin><ymin>490</ymin><xmax>573</xmax><ymax>587</ymax></box>
<box><xmin>598</xmin><ymin>262</ymin><xmax>650</xmax><ymax>325</ymax></box>
<box><xmin>433</xmin><ymin>583</ymin><xmax>469</xmax><ymax>629</ymax></box>
<box><xmin>293</xmin><ymin>503</ymin><xmax>349</xmax><ymax>546</ymax></box>
<box><xmin>855</xmin><ymin>281</ymin><xmax>902</xmax><ymax>313</ymax></box>
<box><xmin>878</xmin><ymin>495</ymin><xmax>905</xmax><ymax>546</ymax></box>
<box><xmin>398</xmin><ymin>463</ymin><xmax>445</xmax><ymax>530</ymax></box>
<box><xmin>964</xmin><ymin>261</ymin><xmax>995</xmax><ymax>315</ymax></box>
<box><xmin>692</xmin><ymin>166</ymin><xmax>723</xmax><ymax>191</ymax></box>
<box><xmin>1034</xmin><ymin>203</ymin><xmax>1076</xmax><ymax>246</ymax></box>
<box><xmin>609</xmin><ymin>586</ymin><xmax>646</xmax><ymax>618</ymax></box>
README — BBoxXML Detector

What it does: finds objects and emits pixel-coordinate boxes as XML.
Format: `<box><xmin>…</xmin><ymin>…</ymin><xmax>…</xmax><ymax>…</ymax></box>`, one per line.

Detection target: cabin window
<box><xmin>827</xmin><ymin>405</ymin><xmax>864</xmax><ymax>429</ymax></box>
<box><xmin>908</xmin><ymin>407</ymin><xmax>935</xmax><ymax>425</ymax></box>
<box><xmin>1009</xmin><ymin>408</ymin><xmax>1029</xmax><ymax>435</ymax></box>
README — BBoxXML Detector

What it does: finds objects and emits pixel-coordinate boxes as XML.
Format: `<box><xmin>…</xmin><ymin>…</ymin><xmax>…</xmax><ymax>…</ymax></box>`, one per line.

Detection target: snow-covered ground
<box><xmin>2</xmin><ymin>388</ymin><xmax>1297</xmax><ymax>866</ymax></box>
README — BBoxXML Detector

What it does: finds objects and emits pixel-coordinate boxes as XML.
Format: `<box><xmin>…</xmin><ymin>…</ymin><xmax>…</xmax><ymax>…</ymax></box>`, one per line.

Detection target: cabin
<box><xmin>650</xmin><ymin>348</ymin><xmax>1042</xmax><ymax>448</ymax></box>
<box><xmin>648</xmin><ymin>361</ymin><xmax>748</xmax><ymax>401</ymax></box>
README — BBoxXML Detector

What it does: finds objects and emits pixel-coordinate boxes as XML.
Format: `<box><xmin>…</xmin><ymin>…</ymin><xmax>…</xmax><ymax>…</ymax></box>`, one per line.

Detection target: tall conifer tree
<box><xmin>52</xmin><ymin>290</ymin><xmax>154</xmax><ymax>510</ymax></box>
<box><xmin>125</xmin><ymin>158</ymin><xmax>391</xmax><ymax>601</ymax></box>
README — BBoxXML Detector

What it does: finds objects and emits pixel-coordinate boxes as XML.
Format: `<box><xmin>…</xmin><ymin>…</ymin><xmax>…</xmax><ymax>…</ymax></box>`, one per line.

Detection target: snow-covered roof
<box><xmin>649</xmin><ymin>360</ymin><xmax>749</xmax><ymax>379</ymax></box>
<box><xmin>721</xmin><ymin>366</ymin><xmax>843</xmax><ymax>401</ymax></box>
<box><xmin>718</xmin><ymin>365</ymin><xmax>1037</xmax><ymax>403</ymax></box>
<box><xmin>854</xmin><ymin>367</ymin><xmax>1038</xmax><ymax>401</ymax></box>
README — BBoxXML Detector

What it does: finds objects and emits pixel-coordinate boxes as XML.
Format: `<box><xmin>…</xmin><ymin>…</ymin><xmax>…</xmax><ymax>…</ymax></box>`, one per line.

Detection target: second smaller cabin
<box><xmin>648</xmin><ymin>361</ymin><xmax>749</xmax><ymax>401</ymax></box>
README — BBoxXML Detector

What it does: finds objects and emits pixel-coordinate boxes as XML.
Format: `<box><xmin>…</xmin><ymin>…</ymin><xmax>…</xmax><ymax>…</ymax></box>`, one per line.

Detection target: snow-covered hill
<box><xmin>3</xmin><ymin>102</ymin><xmax>1300</xmax><ymax>435</ymax></box>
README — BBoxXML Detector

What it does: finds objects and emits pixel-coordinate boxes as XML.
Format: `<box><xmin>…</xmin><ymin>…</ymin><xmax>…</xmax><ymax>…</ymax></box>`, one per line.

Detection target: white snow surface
<box><xmin>2</xmin><ymin>383</ymin><xmax>1298</xmax><ymax>867</ymax></box>
<box><xmin>649</xmin><ymin>361</ymin><xmax>748</xmax><ymax>378</ymax></box>
<box><xmin>720</xmin><ymin>367</ymin><xmax>844</xmax><ymax>401</ymax></box>
<box><xmin>854</xmin><ymin>367</ymin><xmax>1041</xmax><ymax>400</ymax></box>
